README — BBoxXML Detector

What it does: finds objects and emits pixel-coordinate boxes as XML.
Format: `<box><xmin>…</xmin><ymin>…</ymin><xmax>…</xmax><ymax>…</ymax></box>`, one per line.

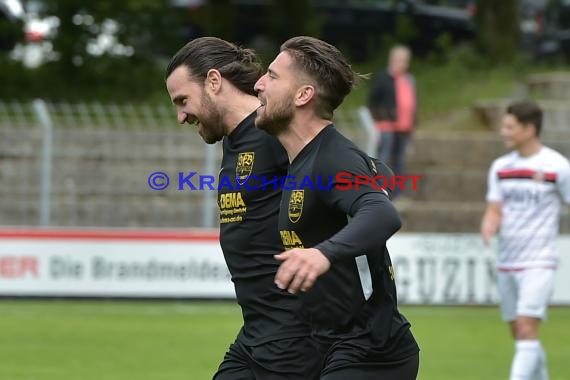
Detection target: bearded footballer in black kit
<box><xmin>254</xmin><ymin>36</ymin><xmax>420</xmax><ymax>379</ymax></box>
<box><xmin>165</xmin><ymin>37</ymin><xmax>320</xmax><ymax>380</ymax></box>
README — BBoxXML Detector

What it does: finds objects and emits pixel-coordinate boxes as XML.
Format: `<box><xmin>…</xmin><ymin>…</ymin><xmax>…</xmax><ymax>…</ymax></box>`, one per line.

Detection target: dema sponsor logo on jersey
<box><xmin>218</xmin><ymin>192</ymin><xmax>247</xmax><ymax>224</ymax></box>
<box><xmin>280</xmin><ymin>230</ymin><xmax>304</xmax><ymax>249</ymax></box>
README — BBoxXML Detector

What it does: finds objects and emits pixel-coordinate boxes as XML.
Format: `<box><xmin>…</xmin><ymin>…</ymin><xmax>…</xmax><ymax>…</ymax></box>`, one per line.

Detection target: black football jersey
<box><xmin>278</xmin><ymin>125</ymin><xmax>418</xmax><ymax>362</ymax></box>
<box><xmin>218</xmin><ymin>112</ymin><xmax>311</xmax><ymax>346</ymax></box>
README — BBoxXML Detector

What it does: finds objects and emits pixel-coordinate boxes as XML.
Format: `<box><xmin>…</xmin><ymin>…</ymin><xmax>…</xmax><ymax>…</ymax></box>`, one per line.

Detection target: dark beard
<box><xmin>199</xmin><ymin>91</ymin><xmax>225</xmax><ymax>144</ymax></box>
<box><xmin>254</xmin><ymin>100</ymin><xmax>294</xmax><ymax>136</ymax></box>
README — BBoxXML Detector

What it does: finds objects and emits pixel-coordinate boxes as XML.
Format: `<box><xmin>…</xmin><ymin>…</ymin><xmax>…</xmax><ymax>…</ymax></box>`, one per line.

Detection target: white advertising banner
<box><xmin>387</xmin><ymin>234</ymin><xmax>570</xmax><ymax>305</ymax></box>
<box><xmin>0</xmin><ymin>229</ymin><xmax>234</xmax><ymax>298</ymax></box>
<box><xmin>0</xmin><ymin>229</ymin><xmax>569</xmax><ymax>305</ymax></box>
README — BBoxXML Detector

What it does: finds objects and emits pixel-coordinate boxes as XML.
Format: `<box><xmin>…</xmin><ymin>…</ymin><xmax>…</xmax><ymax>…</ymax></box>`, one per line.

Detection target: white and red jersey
<box><xmin>486</xmin><ymin>146</ymin><xmax>570</xmax><ymax>270</ymax></box>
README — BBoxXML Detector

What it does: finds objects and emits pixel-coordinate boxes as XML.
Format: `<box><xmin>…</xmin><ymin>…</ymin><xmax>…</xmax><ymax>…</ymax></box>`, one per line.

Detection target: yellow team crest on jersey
<box><xmin>236</xmin><ymin>152</ymin><xmax>254</xmax><ymax>184</ymax></box>
<box><xmin>288</xmin><ymin>190</ymin><xmax>304</xmax><ymax>223</ymax></box>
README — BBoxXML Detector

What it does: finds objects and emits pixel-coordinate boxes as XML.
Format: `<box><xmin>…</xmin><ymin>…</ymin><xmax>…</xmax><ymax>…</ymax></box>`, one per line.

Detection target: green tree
<box><xmin>234</xmin><ymin>0</ymin><xmax>320</xmax><ymax>63</ymax></box>
<box><xmin>204</xmin><ymin>0</ymin><xmax>237</xmax><ymax>40</ymax></box>
<box><xmin>475</xmin><ymin>0</ymin><xmax>520</xmax><ymax>63</ymax></box>
<box><xmin>268</xmin><ymin>0</ymin><xmax>322</xmax><ymax>44</ymax></box>
<box><xmin>20</xmin><ymin>0</ymin><xmax>187</xmax><ymax>99</ymax></box>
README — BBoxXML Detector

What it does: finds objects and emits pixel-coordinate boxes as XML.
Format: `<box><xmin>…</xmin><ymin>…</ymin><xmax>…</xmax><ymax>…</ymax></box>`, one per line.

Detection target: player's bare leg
<box><xmin>509</xmin><ymin>316</ymin><xmax>548</xmax><ymax>380</ymax></box>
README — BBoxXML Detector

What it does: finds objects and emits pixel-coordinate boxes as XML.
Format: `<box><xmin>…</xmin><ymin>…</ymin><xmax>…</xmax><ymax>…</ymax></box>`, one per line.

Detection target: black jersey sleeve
<box><xmin>315</xmin><ymin>192</ymin><xmax>401</xmax><ymax>263</ymax></box>
<box><xmin>313</xmin><ymin>146</ymin><xmax>401</xmax><ymax>263</ymax></box>
<box><xmin>369</xmin><ymin>156</ymin><xmax>394</xmax><ymax>200</ymax></box>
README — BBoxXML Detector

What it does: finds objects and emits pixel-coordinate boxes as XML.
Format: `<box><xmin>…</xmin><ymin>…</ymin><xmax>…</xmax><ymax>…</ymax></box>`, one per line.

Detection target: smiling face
<box><xmin>253</xmin><ymin>51</ymin><xmax>298</xmax><ymax>136</ymax></box>
<box><xmin>500</xmin><ymin>113</ymin><xmax>537</xmax><ymax>151</ymax></box>
<box><xmin>166</xmin><ymin>65</ymin><xmax>225</xmax><ymax>144</ymax></box>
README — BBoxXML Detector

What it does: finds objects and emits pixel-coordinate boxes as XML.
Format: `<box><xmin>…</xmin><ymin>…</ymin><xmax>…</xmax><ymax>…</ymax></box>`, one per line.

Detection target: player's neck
<box><xmin>277</xmin><ymin>113</ymin><xmax>332</xmax><ymax>162</ymax></box>
<box><xmin>517</xmin><ymin>138</ymin><xmax>542</xmax><ymax>157</ymax></box>
<box><xmin>223</xmin><ymin>94</ymin><xmax>261</xmax><ymax>135</ymax></box>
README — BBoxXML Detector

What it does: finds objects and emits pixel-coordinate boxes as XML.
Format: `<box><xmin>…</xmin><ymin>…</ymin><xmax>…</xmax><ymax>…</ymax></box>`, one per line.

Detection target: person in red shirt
<box><xmin>367</xmin><ymin>45</ymin><xmax>417</xmax><ymax>196</ymax></box>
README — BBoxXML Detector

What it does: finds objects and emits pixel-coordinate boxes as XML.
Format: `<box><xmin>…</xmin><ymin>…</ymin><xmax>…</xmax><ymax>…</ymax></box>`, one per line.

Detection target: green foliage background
<box><xmin>1</xmin><ymin>0</ymin><xmax>568</xmax><ymax>128</ymax></box>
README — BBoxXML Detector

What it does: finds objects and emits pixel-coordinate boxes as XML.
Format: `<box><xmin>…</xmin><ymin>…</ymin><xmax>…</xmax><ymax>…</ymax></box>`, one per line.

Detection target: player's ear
<box><xmin>205</xmin><ymin>69</ymin><xmax>222</xmax><ymax>94</ymax></box>
<box><xmin>295</xmin><ymin>85</ymin><xmax>315</xmax><ymax>107</ymax></box>
<box><xmin>528</xmin><ymin>122</ymin><xmax>539</xmax><ymax>137</ymax></box>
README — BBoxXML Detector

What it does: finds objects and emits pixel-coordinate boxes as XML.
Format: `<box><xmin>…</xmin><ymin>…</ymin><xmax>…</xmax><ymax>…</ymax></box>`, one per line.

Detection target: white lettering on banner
<box><xmin>0</xmin><ymin>230</ymin><xmax>569</xmax><ymax>304</ymax></box>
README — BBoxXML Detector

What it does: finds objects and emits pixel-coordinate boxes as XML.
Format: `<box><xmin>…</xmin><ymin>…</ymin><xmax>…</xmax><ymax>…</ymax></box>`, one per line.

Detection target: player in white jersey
<box><xmin>481</xmin><ymin>100</ymin><xmax>570</xmax><ymax>380</ymax></box>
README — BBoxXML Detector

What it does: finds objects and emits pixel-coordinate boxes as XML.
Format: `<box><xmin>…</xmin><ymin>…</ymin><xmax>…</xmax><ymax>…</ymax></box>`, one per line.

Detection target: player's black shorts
<box><xmin>212</xmin><ymin>335</ymin><xmax>322</xmax><ymax>380</ymax></box>
<box><xmin>320</xmin><ymin>352</ymin><xmax>419</xmax><ymax>380</ymax></box>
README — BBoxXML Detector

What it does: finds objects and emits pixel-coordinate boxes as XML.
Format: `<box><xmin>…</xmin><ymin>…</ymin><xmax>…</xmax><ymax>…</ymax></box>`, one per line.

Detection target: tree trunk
<box><xmin>475</xmin><ymin>0</ymin><xmax>520</xmax><ymax>63</ymax></box>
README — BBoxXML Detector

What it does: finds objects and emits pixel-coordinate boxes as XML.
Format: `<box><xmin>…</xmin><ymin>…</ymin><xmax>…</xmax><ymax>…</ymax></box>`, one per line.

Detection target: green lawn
<box><xmin>1</xmin><ymin>301</ymin><xmax>568</xmax><ymax>380</ymax></box>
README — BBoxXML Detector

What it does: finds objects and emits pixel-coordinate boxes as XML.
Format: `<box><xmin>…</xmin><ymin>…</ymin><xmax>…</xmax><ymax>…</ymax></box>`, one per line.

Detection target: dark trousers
<box><xmin>377</xmin><ymin>131</ymin><xmax>411</xmax><ymax>196</ymax></box>
<box><xmin>213</xmin><ymin>336</ymin><xmax>322</xmax><ymax>380</ymax></box>
<box><xmin>320</xmin><ymin>352</ymin><xmax>419</xmax><ymax>380</ymax></box>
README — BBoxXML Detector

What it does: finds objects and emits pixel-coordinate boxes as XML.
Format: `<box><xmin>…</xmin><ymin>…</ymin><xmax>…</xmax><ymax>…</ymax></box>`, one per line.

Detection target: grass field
<box><xmin>1</xmin><ymin>301</ymin><xmax>568</xmax><ymax>380</ymax></box>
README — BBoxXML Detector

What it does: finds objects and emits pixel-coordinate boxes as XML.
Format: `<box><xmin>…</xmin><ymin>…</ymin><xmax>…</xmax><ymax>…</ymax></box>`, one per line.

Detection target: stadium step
<box><xmin>2</xmin><ymin>112</ymin><xmax>569</xmax><ymax>231</ymax></box>
<box><xmin>393</xmin><ymin>199</ymin><xmax>570</xmax><ymax>233</ymax></box>
<box><xmin>394</xmin><ymin>130</ymin><xmax>570</xmax><ymax>232</ymax></box>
